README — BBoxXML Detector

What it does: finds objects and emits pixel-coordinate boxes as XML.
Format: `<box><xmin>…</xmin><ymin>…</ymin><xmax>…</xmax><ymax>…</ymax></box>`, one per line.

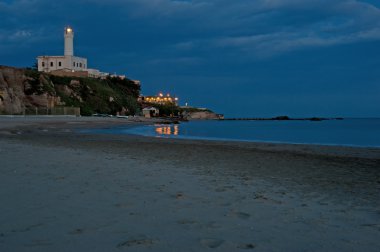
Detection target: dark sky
<box><xmin>1</xmin><ymin>0</ymin><xmax>380</xmax><ymax>117</ymax></box>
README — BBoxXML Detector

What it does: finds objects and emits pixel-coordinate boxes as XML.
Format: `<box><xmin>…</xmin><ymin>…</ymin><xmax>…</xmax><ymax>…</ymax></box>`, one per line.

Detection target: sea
<box><xmin>84</xmin><ymin>118</ymin><xmax>380</xmax><ymax>148</ymax></box>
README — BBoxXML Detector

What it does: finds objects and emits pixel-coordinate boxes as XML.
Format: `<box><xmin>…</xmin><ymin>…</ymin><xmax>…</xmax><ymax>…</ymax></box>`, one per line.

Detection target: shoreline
<box><xmin>113</xmin><ymin>127</ymin><xmax>380</xmax><ymax>151</ymax></box>
<box><xmin>2</xmin><ymin>115</ymin><xmax>379</xmax><ymax>152</ymax></box>
<box><xmin>1</xmin><ymin>116</ymin><xmax>379</xmax><ymax>251</ymax></box>
<box><xmin>1</xmin><ymin>116</ymin><xmax>379</xmax><ymax>158</ymax></box>
<box><xmin>118</xmin><ymin>118</ymin><xmax>380</xmax><ymax>149</ymax></box>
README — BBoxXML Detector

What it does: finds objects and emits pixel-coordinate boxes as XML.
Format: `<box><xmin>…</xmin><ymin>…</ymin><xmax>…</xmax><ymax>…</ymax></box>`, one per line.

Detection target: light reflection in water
<box><xmin>155</xmin><ymin>125</ymin><xmax>179</xmax><ymax>136</ymax></box>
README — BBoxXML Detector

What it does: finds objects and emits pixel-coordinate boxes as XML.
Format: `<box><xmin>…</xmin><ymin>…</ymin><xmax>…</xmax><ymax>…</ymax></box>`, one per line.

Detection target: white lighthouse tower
<box><xmin>64</xmin><ymin>26</ymin><xmax>74</xmax><ymax>56</ymax></box>
<box><xmin>37</xmin><ymin>26</ymin><xmax>100</xmax><ymax>76</ymax></box>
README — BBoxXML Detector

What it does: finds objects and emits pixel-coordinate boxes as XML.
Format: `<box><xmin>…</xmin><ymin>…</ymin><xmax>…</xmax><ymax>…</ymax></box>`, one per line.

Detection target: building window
<box><xmin>73</xmin><ymin>62</ymin><xmax>75</xmax><ymax>67</ymax></box>
<box><xmin>77</xmin><ymin>63</ymin><xmax>79</xmax><ymax>67</ymax></box>
<box><xmin>42</xmin><ymin>62</ymin><xmax>45</xmax><ymax>67</ymax></box>
<box><xmin>84</xmin><ymin>64</ymin><xmax>86</xmax><ymax>68</ymax></box>
<box><xmin>50</xmin><ymin>62</ymin><xmax>53</xmax><ymax>67</ymax></box>
<box><xmin>80</xmin><ymin>63</ymin><xmax>82</xmax><ymax>68</ymax></box>
<box><xmin>59</xmin><ymin>62</ymin><xmax>62</xmax><ymax>67</ymax></box>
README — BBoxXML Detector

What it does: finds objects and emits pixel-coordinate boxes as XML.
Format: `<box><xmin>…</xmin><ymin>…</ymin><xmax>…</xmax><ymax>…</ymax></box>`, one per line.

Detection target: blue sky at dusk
<box><xmin>1</xmin><ymin>0</ymin><xmax>379</xmax><ymax>117</ymax></box>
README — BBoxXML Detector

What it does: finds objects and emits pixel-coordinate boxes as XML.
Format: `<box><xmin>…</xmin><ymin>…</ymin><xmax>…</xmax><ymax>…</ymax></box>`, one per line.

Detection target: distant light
<box><xmin>159</xmin><ymin>93</ymin><xmax>163</xmax><ymax>97</ymax></box>
<box><xmin>66</xmin><ymin>27</ymin><xmax>73</xmax><ymax>33</ymax></box>
<box><xmin>167</xmin><ymin>93</ymin><xmax>170</xmax><ymax>97</ymax></box>
<box><xmin>175</xmin><ymin>98</ymin><xmax>178</xmax><ymax>101</ymax></box>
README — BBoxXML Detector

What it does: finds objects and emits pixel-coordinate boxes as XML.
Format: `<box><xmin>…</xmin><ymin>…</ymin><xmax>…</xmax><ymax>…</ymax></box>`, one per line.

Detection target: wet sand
<box><xmin>0</xmin><ymin>117</ymin><xmax>379</xmax><ymax>251</ymax></box>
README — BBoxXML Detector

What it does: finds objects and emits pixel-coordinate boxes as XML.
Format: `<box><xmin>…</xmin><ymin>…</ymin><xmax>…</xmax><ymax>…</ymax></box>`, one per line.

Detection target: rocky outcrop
<box><xmin>186</xmin><ymin>111</ymin><xmax>220</xmax><ymax>120</ymax></box>
<box><xmin>55</xmin><ymin>83</ymin><xmax>83</xmax><ymax>103</ymax></box>
<box><xmin>0</xmin><ymin>66</ymin><xmax>28</xmax><ymax>114</ymax></box>
<box><xmin>0</xmin><ymin>66</ymin><xmax>61</xmax><ymax>114</ymax></box>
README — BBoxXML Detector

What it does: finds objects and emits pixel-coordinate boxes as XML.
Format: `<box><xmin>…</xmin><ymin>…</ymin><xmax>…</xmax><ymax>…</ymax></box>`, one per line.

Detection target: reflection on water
<box><xmin>155</xmin><ymin>124</ymin><xmax>179</xmax><ymax>136</ymax></box>
<box><xmin>85</xmin><ymin>119</ymin><xmax>380</xmax><ymax>147</ymax></box>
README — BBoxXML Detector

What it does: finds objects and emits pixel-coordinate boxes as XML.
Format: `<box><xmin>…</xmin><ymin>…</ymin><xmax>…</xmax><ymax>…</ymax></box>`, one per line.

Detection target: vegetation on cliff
<box><xmin>20</xmin><ymin>68</ymin><xmax>141</xmax><ymax>116</ymax></box>
<box><xmin>46</xmin><ymin>74</ymin><xmax>140</xmax><ymax>116</ymax></box>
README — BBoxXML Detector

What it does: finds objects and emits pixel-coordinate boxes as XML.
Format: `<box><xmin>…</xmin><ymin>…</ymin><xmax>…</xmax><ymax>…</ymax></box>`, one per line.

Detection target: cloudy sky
<box><xmin>1</xmin><ymin>0</ymin><xmax>380</xmax><ymax>117</ymax></box>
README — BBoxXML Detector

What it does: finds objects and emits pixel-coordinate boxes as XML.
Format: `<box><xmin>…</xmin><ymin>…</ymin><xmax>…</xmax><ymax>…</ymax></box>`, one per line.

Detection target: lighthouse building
<box><xmin>37</xmin><ymin>27</ymin><xmax>89</xmax><ymax>74</ymax></box>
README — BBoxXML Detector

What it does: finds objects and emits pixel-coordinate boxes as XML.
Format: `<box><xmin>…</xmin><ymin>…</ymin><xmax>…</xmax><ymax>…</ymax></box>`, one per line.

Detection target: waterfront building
<box><xmin>142</xmin><ymin>107</ymin><xmax>159</xmax><ymax>118</ymax></box>
<box><xmin>37</xmin><ymin>27</ymin><xmax>88</xmax><ymax>73</ymax></box>
<box><xmin>36</xmin><ymin>27</ymin><xmax>111</xmax><ymax>79</ymax></box>
<box><xmin>140</xmin><ymin>93</ymin><xmax>179</xmax><ymax>105</ymax></box>
<box><xmin>36</xmin><ymin>26</ymin><xmax>139</xmax><ymax>83</ymax></box>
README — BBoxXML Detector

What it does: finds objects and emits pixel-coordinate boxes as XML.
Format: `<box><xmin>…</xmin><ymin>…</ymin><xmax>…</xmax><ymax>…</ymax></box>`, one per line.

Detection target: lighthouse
<box><xmin>37</xmin><ymin>26</ymin><xmax>98</xmax><ymax>76</ymax></box>
<box><xmin>64</xmin><ymin>26</ymin><xmax>74</xmax><ymax>56</ymax></box>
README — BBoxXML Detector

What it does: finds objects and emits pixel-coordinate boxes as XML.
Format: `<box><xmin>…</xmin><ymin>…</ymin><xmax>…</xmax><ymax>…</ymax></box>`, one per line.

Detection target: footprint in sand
<box><xmin>175</xmin><ymin>192</ymin><xmax>185</xmax><ymax>199</ymax></box>
<box><xmin>229</xmin><ymin>211</ymin><xmax>251</xmax><ymax>219</ymax></box>
<box><xmin>117</xmin><ymin>235</ymin><xmax>157</xmax><ymax>248</ymax></box>
<box><xmin>200</xmin><ymin>238</ymin><xmax>224</xmax><ymax>248</ymax></box>
<box><xmin>177</xmin><ymin>219</ymin><xmax>197</xmax><ymax>225</ymax></box>
<box><xmin>69</xmin><ymin>228</ymin><xmax>84</xmax><ymax>235</ymax></box>
<box><xmin>237</xmin><ymin>243</ymin><xmax>256</xmax><ymax>249</ymax></box>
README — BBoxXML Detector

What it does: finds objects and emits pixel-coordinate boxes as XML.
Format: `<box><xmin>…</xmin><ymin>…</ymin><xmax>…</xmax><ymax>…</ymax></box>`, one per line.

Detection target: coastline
<box><xmin>1</xmin><ymin>116</ymin><xmax>379</xmax><ymax>251</ymax></box>
<box><xmin>2</xmin><ymin>116</ymin><xmax>379</xmax><ymax>158</ymax></box>
<box><xmin>119</xmin><ymin>124</ymin><xmax>380</xmax><ymax>153</ymax></box>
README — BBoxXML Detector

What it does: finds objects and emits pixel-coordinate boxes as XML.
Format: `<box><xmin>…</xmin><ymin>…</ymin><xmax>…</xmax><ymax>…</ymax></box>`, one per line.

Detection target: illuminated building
<box><xmin>141</xmin><ymin>93</ymin><xmax>179</xmax><ymax>105</ymax></box>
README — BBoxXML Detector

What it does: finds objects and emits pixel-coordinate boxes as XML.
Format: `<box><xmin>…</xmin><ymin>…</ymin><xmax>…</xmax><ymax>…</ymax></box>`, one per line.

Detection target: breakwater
<box><xmin>220</xmin><ymin>116</ymin><xmax>344</xmax><ymax>121</ymax></box>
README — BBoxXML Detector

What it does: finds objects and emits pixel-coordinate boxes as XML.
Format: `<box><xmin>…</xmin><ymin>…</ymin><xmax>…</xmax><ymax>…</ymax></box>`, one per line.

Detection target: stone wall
<box><xmin>50</xmin><ymin>69</ymin><xmax>89</xmax><ymax>78</ymax></box>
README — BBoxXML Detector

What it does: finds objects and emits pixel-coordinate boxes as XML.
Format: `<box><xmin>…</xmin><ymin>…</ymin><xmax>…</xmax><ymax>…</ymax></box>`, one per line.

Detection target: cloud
<box><xmin>160</xmin><ymin>0</ymin><xmax>380</xmax><ymax>57</ymax></box>
<box><xmin>148</xmin><ymin>56</ymin><xmax>203</xmax><ymax>66</ymax></box>
<box><xmin>0</xmin><ymin>29</ymin><xmax>38</xmax><ymax>43</ymax></box>
<box><xmin>211</xmin><ymin>27</ymin><xmax>380</xmax><ymax>57</ymax></box>
<box><xmin>1</xmin><ymin>0</ymin><xmax>380</xmax><ymax>59</ymax></box>
<box><xmin>9</xmin><ymin>30</ymin><xmax>32</xmax><ymax>40</ymax></box>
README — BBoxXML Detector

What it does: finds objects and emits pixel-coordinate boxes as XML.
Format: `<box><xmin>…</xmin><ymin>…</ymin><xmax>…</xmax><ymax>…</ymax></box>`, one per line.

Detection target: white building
<box><xmin>142</xmin><ymin>107</ymin><xmax>159</xmax><ymax>118</ymax></box>
<box><xmin>36</xmin><ymin>27</ymin><xmax>134</xmax><ymax>81</ymax></box>
<box><xmin>37</xmin><ymin>27</ymin><xmax>88</xmax><ymax>73</ymax></box>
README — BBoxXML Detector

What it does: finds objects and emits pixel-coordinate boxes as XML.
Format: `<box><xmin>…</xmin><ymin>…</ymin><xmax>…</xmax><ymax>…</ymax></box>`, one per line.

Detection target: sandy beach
<box><xmin>0</xmin><ymin>116</ymin><xmax>379</xmax><ymax>251</ymax></box>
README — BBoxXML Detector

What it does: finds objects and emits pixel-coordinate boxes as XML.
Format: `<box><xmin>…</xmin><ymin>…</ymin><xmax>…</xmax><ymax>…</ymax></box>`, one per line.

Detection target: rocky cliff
<box><xmin>185</xmin><ymin>111</ymin><xmax>221</xmax><ymax>120</ymax></box>
<box><xmin>0</xmin><ymin>66</ymin><xmax>140</xmax><ymax>116</ymax></box>
<box><xmin>0</xmin><ymin>66</ymin><xmax>54</xmax><ymax>114</ymax></box>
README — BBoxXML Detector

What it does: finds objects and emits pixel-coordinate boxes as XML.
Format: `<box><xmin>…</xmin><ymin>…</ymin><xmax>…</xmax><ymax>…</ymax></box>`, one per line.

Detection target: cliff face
<box><xmin>0</xmin><ymin>66</ymin><xmax>60</xmax><ymax>114</ymax></box>
<box><xmin>0</xmin><ymin>66</ymin><xmax>140</xmax><ymax>116</ymax></box>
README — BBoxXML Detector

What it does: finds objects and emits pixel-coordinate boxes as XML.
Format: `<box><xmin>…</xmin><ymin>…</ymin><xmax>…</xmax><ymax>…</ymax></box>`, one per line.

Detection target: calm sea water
<box><xmin>87</xmin><ymin>118</ymin><xmax>380</xmax><ymax>148</ymax></box>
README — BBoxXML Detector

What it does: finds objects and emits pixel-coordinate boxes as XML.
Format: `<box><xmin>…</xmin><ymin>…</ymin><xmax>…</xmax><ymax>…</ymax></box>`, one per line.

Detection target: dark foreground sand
<box><xmin>0</xmin><ymin>117</ymin><xmax>379</xmax><ymax>251</ymax></box>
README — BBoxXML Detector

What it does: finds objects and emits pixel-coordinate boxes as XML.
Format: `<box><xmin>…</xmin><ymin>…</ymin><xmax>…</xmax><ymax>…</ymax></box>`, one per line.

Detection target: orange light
<box><xmin>173</xmin><ymin>125</ymin><xmax>179</xmax><ymax>135</ymax></box>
